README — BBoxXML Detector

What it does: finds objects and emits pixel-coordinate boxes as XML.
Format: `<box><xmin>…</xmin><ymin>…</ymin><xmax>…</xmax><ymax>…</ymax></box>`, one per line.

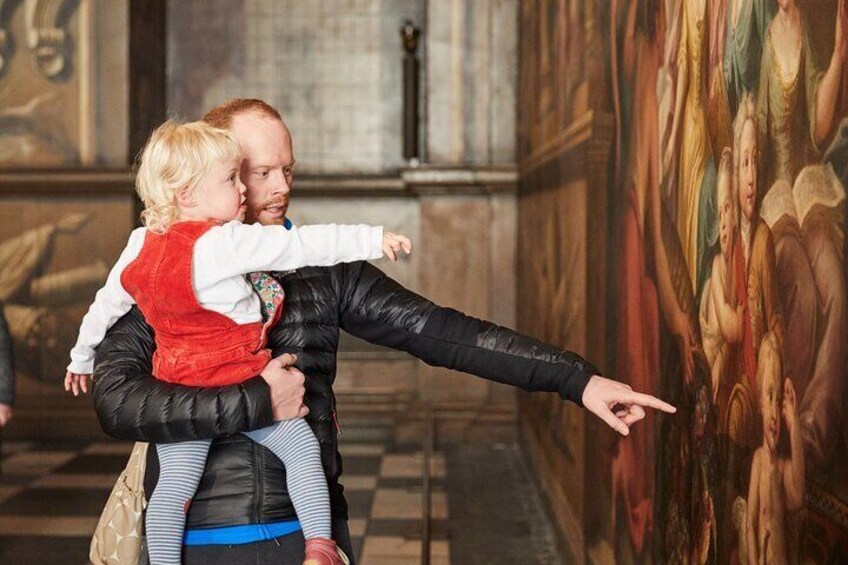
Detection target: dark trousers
<box><xmin>141</xmin><ymin>519</ymin><xmax>356</xmax><ymax>565</ymax></box>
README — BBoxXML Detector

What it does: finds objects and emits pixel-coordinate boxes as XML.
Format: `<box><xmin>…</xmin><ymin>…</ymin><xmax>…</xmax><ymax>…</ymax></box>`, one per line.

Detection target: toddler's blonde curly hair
<box><xmin>135</xmin><ymin>120</ymin><xmax>242</xmax><ymax>233</ymax></box>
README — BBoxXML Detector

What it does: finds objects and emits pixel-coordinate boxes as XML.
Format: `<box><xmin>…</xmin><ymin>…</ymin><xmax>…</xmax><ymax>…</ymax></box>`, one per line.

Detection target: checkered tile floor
<box><xmin>0</xmin><ymin>431</ymin><xmax>449</xmax><ymax>564</ymax></box>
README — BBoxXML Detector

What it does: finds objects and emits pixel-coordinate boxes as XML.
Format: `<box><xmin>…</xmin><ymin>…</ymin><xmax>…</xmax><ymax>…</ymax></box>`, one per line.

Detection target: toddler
<box><xmin>745</xmin><ymin>333</ymin><xmax>805</xmax><ymax>565</ymax></box>
<box><xmin>699</xmin><ymin>147</ymin><xmax>745</xmax><ymax>402</ymax></box>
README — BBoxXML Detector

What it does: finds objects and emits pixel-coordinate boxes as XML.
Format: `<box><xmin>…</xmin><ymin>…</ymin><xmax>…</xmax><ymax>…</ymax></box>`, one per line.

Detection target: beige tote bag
<box><xmin>89</xmin><ymin>442</ymin><xmax>149</xmax><ymax>565</ymax></box>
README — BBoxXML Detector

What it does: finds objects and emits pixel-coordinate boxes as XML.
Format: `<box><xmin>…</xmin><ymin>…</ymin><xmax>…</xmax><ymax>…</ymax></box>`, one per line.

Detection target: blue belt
<box><xmin>184</xmin><ymin>520</ymin><xmax>302</xmax><ymax>545</ymax></box>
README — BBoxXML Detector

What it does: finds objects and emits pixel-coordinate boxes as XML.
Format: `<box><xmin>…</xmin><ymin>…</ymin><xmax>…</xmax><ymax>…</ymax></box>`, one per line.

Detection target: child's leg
<box><xmin>146</xmin><ymin>440</ymin><xmax>212</xmax><ymax>565</ymax></box>
<box><xmin>244</xmin><ymin>419</ymin><xmax>331</xmax><ymax>539</ymax></box>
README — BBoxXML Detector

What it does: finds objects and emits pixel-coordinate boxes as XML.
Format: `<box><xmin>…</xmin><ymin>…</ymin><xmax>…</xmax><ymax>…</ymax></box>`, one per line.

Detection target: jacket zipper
<box><xmin>253</xmin><ymin>441</ymin><xmax>264</xmax><ymax>522</ymax></box>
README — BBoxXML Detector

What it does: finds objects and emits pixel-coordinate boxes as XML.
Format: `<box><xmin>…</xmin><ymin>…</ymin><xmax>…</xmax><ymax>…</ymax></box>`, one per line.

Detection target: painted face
<box><xmin>760</xmin><ymin>358</ymin><xmax>782</xmax><ymax>454</ymax></box>
<box><xmin>738</xmin><ymin>119</ymin><xmax>758</xmax><ymax>222</ymax></box>
<box><xmin>229</xmin><ymin>112</ymin><xmax>295</xmax><ymax>226</ymax></box>
<box><xmin>192</xmin><ymin>158</ymin><xmax>247</xmax><ymax>223</ymax></box>
<box><xmin>717</xmin><ymin>173</ymin><xmax>735</xmax><ymax>259</ymax></box>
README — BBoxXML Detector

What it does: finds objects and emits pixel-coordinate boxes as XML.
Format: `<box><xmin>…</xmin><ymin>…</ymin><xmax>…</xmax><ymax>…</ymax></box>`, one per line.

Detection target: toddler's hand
<box><xmin>64</xmin><ymin>371</ymin><xmax>93</xmax><ymax>396</ymax></box>
<box><xmin>0</xmin><ymin>403</ymin><xmax>12</xmax><ymax>427</ymax></box>
<box><xmin>782</xmin><ymin>377</ymin><xmax>797</xmax><ymax>431</ymax></box>
<box><xmin>382</xmin><ymin>231</ymin><xmax>413</xmax><ymax>262</ymax></box>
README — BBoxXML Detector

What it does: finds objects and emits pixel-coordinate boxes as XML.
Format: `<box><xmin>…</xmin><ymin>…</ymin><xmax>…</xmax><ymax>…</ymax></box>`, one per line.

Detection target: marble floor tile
<box><xmin>347</xmin><ymin>517</ymin><xmax>367</xmax><ymax>537</ymax></box>
<box><xmin>1</xmin><ymin>441</ymin><xmax>36</xmax><ymax>455</ymax></box>
<box><xmin>0</xmin><ymin>485</ymin><xmax>23</xmax><ymax>505</ymax></box>
<box><xmin>2</xmin><ymin>451</ymin><xmax>77</xmax><ymax>477</ymax></box>
<box><xmin>0</xmin><ymin>535</ymin><xmax>92</xmax><ymax>564</ymax></box>
<box><xmin>370</xmin><ymin>488</ymin><xmax>448</xmax><ymax>520</ymax></box>
<box><xmin>360</xmin><ymin>535</ymin><xmax>421</xmax><ymax>562</ymax></box>
<box><xmin>368</xmin><ymin>518</ymin><xmax>448</xmax><ymax>540</ymax></box>
<box><xmin>30</xmin><ymin>472</ymin><xmax>119</xmax><ymax>489</ymax></box>
<box><xmin>344</xmin><ymin>489</ymin><xmax>375</xmax><ymax>520</ymax></box>
<box><xmin>341</xmin><ymin>475</ymin><xmax>378</xmax><ymax>491</ymax></box>
<box><xmin>379</xmin><ymin>452</ymin><xmax>446</xmax><ymax>478</ymax></box>
<box><xmin>54</xmin><ymin>454</ymin><xmax>132</xmax><ymax>475</ymax></box>
<box><xmin>0</xmin><ymin>515</ymin><xmax>98</xmax><ymax>536</ymax></box>
<box><xmin>0</xmin><ymin>488</ymin><xmax>110</xmax><ymax>516</ymax></box>
<box><xmin>340</xmin><ymin>455</ymin><xmax>383</xmax><ymax>476</ymax></box>
<box><xmin>82</xmin><ymin>442</ymin><xmax>136</xmax><ymax>455</ymax></box>
<box><xmin>370</xmin><ymin>488</ymin><xmax>422</xmax><ymax>520</ymax></box>
<box><xmin>338</xmin><ymin>443</ymin><xmax>386</xmax><ymax>456</ymax></box>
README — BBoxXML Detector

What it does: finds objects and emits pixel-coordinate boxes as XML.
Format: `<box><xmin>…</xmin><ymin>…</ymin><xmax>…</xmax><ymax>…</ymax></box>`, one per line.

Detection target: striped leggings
<box><xmin>146</xmin><ymin>418</ymin><xmax>329</xmax><ymax>565</ymax></box>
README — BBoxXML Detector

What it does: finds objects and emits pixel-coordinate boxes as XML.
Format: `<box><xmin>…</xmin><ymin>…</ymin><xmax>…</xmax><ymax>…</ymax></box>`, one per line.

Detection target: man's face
<box><xmin>229</xmin><ymin>111</ymin><xmax>295</xmax><ymax>226</ymax></box>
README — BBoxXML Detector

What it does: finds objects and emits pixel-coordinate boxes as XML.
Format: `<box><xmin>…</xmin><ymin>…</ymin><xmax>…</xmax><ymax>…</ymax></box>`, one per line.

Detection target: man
<box><xmin>93</xmin><ymin>99</ymin><xmax>675</xmax><ymax>564</ymax></box>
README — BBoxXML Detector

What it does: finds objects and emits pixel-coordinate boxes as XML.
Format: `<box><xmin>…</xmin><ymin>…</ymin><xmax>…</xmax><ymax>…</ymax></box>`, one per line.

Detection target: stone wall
<box><xmin>168</xmin><ymin>0</ymin><xmax>423</xmax><ymax>174</ymax></box>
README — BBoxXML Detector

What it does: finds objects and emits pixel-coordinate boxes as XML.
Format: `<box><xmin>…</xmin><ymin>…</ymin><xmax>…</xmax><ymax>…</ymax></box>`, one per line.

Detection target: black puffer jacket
<box><xmin>92</xmin><ymin>261</ymin><xmax>598</xmax><ymax>527</ymax></box>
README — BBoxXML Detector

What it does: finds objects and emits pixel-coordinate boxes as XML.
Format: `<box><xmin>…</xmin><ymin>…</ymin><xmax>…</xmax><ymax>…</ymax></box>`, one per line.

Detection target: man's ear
<box><xmin>176</xmin><ymin>186</ymin><xmax>196</xmax><ymax>208</ymax></box>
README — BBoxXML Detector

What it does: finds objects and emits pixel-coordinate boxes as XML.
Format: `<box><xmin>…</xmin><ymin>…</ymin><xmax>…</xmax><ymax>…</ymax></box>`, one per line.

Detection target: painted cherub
<box><xmin>746</xmin><ymin>332</ymin><xmax>805</xmax><ymax>565</ymax></box>
<box><xmin>699</xmin><ymin>147</ymin><xmax>744</xmax><ymax>403</ymax></box>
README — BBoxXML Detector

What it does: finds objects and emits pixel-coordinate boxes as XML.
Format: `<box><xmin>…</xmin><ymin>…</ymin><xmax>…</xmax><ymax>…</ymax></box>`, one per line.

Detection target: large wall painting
<box><xmin>519</xmin><ymin>0</ymin><xmax>848</xmax><ymax>562</ymax></box>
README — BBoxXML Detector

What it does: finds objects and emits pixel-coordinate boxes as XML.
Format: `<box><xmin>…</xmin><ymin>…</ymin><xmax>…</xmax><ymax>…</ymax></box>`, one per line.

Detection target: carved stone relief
<box><xmin>24</xmin><ymin>0</ymin><xmax>74</xmax><ymax>79</ymax></box>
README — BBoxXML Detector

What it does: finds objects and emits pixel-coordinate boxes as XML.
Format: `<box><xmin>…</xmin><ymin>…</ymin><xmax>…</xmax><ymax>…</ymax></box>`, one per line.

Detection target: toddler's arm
<box><xmin>197</xmin><ymin>222</ymin><xmax>409</xmax><ymax>283</ymax></box>
<box><xmin>746</xmin><ymin>450</ymin><xmax>761</xmax><ymax>565</ymax></box>
<box><xmin>782</xmin><ymin>378</ymin><xmax>806</xmax><ymax>513</ymax></box>
<box><xmin>711</xmin><ymin>257</ymin><xmax>743</xmax><ymax>343</ymax></box>
<box><xmin>66</xmin><ymin>228</ymin><xmax>145</xmax><ymax>379</ymax></box>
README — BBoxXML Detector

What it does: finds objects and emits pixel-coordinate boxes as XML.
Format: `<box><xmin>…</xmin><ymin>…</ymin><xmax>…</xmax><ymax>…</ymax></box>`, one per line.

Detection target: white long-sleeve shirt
<box><xmin>68</xmin><ymin>221</ymin><xmax>384</xmax><ymax>374</ymax></box>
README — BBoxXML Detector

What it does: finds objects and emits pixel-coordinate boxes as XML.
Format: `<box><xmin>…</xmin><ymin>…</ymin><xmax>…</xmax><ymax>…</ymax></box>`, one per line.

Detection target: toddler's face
<box><xmin>760</xmin><ymin>361</ymin><xmax>782</xmax><ymax>453</ymax></box>
<box><xmin>738</xmin><ymin>120</ymin><xmax>758</xmax><ymax>222</ymax></box>
<box><xmin>194</xmin><ymin>158</ymin><xmax>247</xmax><ymax>223</ymax></box>
<box><xmin>717</xmin><ymin>176</ymin><xmax>735</xmax><ymax>258</ymax></box>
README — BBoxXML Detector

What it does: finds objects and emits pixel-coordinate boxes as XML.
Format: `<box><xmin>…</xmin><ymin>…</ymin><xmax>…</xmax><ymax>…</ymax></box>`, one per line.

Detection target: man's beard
<box><xmin>247</xmin><ymin>196</ymin><xmax>289</xmax><ymax>226</ymax></box>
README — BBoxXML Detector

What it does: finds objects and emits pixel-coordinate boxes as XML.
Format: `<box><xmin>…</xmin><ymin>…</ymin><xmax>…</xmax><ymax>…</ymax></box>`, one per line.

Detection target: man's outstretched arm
<box><xmin>338</xmin><ymin>262</ymin><xmax>674</xmax><ymax>435</ymax></box>
<box><xmin>92</xmin><ymin>306</ymin><xmax>284</xmax><ymax>443</ymax></box>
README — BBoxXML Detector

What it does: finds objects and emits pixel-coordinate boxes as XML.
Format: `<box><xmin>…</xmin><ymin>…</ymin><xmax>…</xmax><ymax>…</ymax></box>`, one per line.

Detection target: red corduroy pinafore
<box><xmin>120</xmin><ymin>220</ymin><xmax>282</xmax><ymax>386</ymax></box>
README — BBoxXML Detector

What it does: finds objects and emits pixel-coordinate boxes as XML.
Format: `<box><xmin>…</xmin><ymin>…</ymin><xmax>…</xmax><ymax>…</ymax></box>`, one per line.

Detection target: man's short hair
<box><xmin>202</xmin><ymin>98</ymin><xmax>283</xmax><ymax>130</ymax></box>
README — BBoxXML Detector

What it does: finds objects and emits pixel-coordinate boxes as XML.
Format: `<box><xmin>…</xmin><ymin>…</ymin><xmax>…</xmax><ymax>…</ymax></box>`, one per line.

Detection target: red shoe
<box><xmin>303</xmin><ymin>538</ymin><xmax>349</xmax><ymax>565</ymax></box>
